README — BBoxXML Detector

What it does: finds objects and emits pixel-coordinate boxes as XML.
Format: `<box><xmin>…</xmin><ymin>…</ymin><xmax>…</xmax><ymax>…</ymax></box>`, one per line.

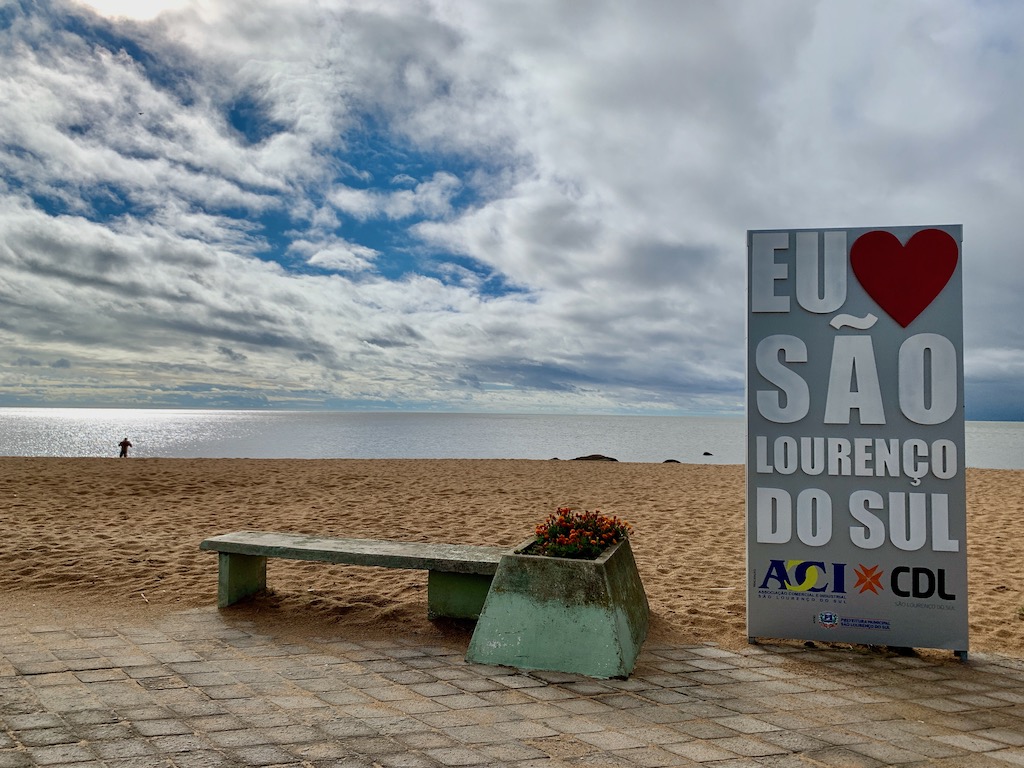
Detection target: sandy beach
<box><xmin>0</xmin><ymin>457</ymin><xmax>1021</xmax><ymax>657</ymax></box>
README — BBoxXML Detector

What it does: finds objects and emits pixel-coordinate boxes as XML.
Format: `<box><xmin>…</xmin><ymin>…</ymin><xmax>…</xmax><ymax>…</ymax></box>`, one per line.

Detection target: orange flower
<box><xmin>532</xmin><ymin>507</ymin><xmax>632</xmax><ymax>559</ymax></box>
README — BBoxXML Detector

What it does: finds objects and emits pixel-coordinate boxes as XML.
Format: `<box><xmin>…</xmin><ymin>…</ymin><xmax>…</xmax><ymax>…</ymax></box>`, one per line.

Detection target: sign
<box><xmin>746</xmin><ymin>225</ymin><xmax>967</xmax><ymax>652</ymax></box>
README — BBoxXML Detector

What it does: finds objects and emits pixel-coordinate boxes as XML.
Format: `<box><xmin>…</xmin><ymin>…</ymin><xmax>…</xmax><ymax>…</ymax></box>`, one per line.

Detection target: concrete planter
<box><xmin>466</xmin><ymin>536</ymin><xmax>649</xmax><ymax>678</ymax></box>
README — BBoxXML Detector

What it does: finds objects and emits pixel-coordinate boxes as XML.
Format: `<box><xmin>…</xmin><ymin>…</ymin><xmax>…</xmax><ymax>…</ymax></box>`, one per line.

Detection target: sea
<box><xmin>0</xmin><ymin>408</ymin><xmax>1022</xmax><ymax>468</ymax></box>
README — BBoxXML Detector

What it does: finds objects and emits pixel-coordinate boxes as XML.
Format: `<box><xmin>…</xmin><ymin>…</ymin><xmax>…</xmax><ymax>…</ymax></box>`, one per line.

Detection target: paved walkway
<box><xmin>2</xmin><ymin>607</ymin><xmax>1024</xmax><ymax>767</ymax></box>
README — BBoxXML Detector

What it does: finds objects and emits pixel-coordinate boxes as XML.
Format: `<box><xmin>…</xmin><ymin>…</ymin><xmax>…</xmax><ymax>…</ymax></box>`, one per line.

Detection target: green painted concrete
<box><xmin>427</xmin><ymin>571</ymin><xmax>494</xmax><ymax>620</ymax></box>
<box><xmin>201</xmin><ymin>531</ymin><xmax>508</xmax><ymax>617</ymax></box>
<box><xmin>466</xmin><ymin>537</ymin><xmax>649</xmax><ymax>678</ymax></box>
<box><xmin>217</xmin><ymin>552</ymin><xmax>267</xmax><ymax>608</ymax></box>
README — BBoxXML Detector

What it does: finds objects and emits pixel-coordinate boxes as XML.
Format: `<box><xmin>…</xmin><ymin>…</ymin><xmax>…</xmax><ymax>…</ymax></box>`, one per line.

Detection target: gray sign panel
<box><xmin>746</xmin><ymin>225</ymin><xmax>967</xmax><ymax>652</ymax></box>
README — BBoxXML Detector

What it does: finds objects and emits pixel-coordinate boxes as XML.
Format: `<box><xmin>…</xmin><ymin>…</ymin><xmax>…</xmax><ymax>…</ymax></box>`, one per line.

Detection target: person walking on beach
<box><xmin>118</xmin><ymin>437</ymin><xmax>132</xmax><ymax>458</ymax></box>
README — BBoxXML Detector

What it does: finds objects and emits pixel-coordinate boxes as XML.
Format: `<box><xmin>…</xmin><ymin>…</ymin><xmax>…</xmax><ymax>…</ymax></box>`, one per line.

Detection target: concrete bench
<box><xmin>199</xmin><ymin>531</ymin><xmax>509</xmax><ymax>619</ymax></box>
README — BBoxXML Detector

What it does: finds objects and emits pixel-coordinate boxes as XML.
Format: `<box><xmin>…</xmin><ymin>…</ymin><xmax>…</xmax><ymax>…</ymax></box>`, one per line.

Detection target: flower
<box><xmin>532</xmin><ymin>507</ymin><xmax>632</xmax><ymax>559</ymax></box>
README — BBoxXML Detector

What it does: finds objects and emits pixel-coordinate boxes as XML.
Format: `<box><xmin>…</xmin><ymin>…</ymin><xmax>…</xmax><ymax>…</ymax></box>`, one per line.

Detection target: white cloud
<box><xmin>71</xmin><ymin>0</ymin><xmax>197</xmax><ymax>21</ymax></box>
<box><xmin>1</xmin><ymin>0</ymin><xmax>1023</xmax><ymax>417</ymax></box>
<box><xmin>329</xmin><ymin>172</ymin><xmax>461</xmax><ymax>221</ymax></box>
<box><xmin>293</xmin><ymin>238</ymin><xmax>379</xmax><ymax>273</ymax></box>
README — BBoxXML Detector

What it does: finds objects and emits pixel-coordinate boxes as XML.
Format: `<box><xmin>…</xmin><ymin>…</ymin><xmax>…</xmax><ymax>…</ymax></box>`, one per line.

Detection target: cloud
<box><xmin>291</xmin><ymin>237</ymin><xmax>379</xmax><ymax>273</ymax></box>
<box><xmin>328</xmin><ymin>172</ymin><xmax>462</xmax><ymax>221</ymax></box>
<box><xmin>1</xmin><ymin>0</ymin><xmax>1022</xmax><ymax>417</ymax></box>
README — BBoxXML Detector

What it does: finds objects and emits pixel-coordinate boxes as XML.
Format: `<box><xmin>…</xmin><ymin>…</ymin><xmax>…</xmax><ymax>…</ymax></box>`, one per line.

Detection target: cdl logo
<box><xmin>892</xmin><ymin>566</ymin><xmax>956</xmax><ymax>600</ymax></box>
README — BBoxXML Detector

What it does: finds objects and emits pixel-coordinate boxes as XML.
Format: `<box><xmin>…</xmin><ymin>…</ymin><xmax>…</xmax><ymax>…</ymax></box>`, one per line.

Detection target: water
<box><xmin>0</xmin><ymin>409</ymin><xmax>744</xmax><ymax>463</ymax></box>
<box><xmin>0</xmin><ymin>408</ymin><xmax>1021</xmax><ymax>468</ymax></box>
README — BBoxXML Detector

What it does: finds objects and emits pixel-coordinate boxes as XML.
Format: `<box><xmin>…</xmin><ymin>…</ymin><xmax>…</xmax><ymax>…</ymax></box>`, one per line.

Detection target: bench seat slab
<box><xmin>201</xmin><ymin>531</ymin><xmax>506</xmax><ymax>574</ymax></box>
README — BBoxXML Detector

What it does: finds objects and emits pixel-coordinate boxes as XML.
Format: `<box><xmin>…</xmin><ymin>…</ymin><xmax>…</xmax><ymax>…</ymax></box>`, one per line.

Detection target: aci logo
<box><xmin>758</xmin><ymin>560</ymin><xmax>846</xmax><ymax>594</ymax></box>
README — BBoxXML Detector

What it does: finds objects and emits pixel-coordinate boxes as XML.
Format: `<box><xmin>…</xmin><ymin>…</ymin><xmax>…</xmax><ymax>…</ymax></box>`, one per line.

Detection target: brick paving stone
<box><xmin>185</xmin><ymin>714</ymin><xmax>245</xmax><ymax>732</ymax></box>
<box><xmin>416</xmin><ymin>709</ymin><xmax>483</xmax><ymax>729</ymax></box>
<box><xmin>6</xmin><ymin>713</ymin><xmax>65</xmax><ymax>730</ymax></box>
<box><xmin>167</xmin><ymin>749</ymin><xmax>235</xmax><ymax>767</ymax></box>
<box><xmin>422</xmin><ymin>746</ymin><xmax>491</xmax><ymax>765</ymax></box>
<box><xmin>4</xmin><ymin>605</ymin><xmax>1024</xmax><ymax>768</ymax></box>
<box><xmin>990</xmin><ymin>749</ymin><xmax>1024</xmax><ymax>766</ymax></box>
<box><xmin>224</xmin><ymin>744</ymin><xmax>299</xmax><ymax>765</ymax></box>
<box><xmin>575</xmin><ymin>729</ymin><xmax>648</xmax><ymax>751</ymax></box>
<box><xmin>409</xmin><ymin>682</ymin><xmax>463</xmax><ymax>698</ymax></box>
<box><xmin>663</xmin><ymin>739</ymin><xmax>739</xmax><ymax>762</ymax></box>
<box><xmin>712</xmin><ymin>715</ymin><xmax>781</xmax><ymax>734</ymax></box>
<box><xmin>445</xmin><ymin>724</ymin><xmax>509</xmax><ymax>744</ymax></box>
<box><xmin>933</xmin><ymin>732</ymin><xmax>1008</xmax><ymax>752</ymax></box>
<box><xmin>205</xmin><ymin>728</ymin><xmax>273</xmax><ymax>748</ymax></box>
<box><xmin>447</xmin><ymin>677</ymin><xmax>507</xmax><ymax>693</ymax></box>
<box><xmin>479</xmin><ymin>741</ymin><xmax>550</xmax><ymax>762</ymax></box>
<box><xmin>710</xmin><ymin>735</ymin><xmax>788</xmax><ymax>757</ymax></box>
<box><xmin>0</xmin><ymin>752</ymin><xmax>34</xmax><ymax>768</ymax></box>
<box><xmin>26</xmin><ymin>743</ymin><xmax>98</xmax><ymax>765</ymax></box>
<box><xmin>492</xmin><ymin>719</ymin><xmax>560</xmax><ymax>739</ymax></box>
<box><xmin>388</xmin><ymin>696</ymin><xmax>450</xmax><ymax>715</ymax></box>
<box><xmin>552</xmin><ymin>698</ymin><xmax>616</xmax><ymax>715</ymax></box>
<box><xmin>978</xmin><ymin>728</ymin><xmax>1024</xmax><ymax>747</ymax></box>
<box><xmin>92</xmin><ymin>737</ymin><xmax>161</xmax><ymax>760</ymax></box>
<box><xmin>797</xmin><ymin>726</ymin><xmax>867</xmax><ymax>747</ymax></box>
<box><xmin>262</xmin><ymin>724</ymin><xmax>323</xmax><ymax>744</ymax></box>
<box><xmin>800</xmin><ymin>747</ymin><xmax>886</xmax><ymax>767</ymax></box>
<box><xmin>639</xmin><ymin>688</ymin><xmax>693</xmax><ymax>705</ymax></box>
<box><xmin>237</xmin><ymin>711</ymin><xmax>296</xmax><ymax>728</ymax></box>
<box><xmin>461</xmin><ymin>704</ymin><xmax>521</xmax><ymax>725</ymax></box>
<box><xmin>495</xmin><ymin>701</ymin><xmax>559</xmax><ymax>719</ymax></box>
<box><xmin>15</xmin><ymin>727</ymin><xmax>80</xmax><ymax>746</ymax></box>
<box><xmin>626</xmin><ymin>724</ymin><xmax>690</xmax><ymax>746</ymax></box>
<box><xmin>631</xmin><ymin>706</ymin><xmax>696</xmax><ymax>725</ymax></box>
<box><xmin>757</xmin><ymin>729</ymin><xmax>832</xmax><ymax>753</ymax></box>
<box><xmin>855</xmin><ymin>740</ymin><xmax>935</xmax><ymax>764</ymax></box>
<box><xmin>894</xmin><ymin>735</ymin><xmax>970</xmax><ymax>759</ymax></box>
<box><xmin>675</xmin><ymin>701</ymin><xmax>738</xmax><ymax>719</ymax></box>
<box><xmin>148</xmin><ymin>733</ymin><xmax>209</xmax><ymax>753</ymax></box>
<box><xmin>431</xmin><ymin>693</ymin><xmax>493</xmax><ymax>710</ymax></box>
<box><xmin>542</xmin><ymin>715</ymin><xmax>607</xmax><ymax>735</ymax></box>
<box><xmin>132</xmin><ymin>718</ymin><xmax>193</xmax><ymax>736</ymax></box>
<box><xmin>614</xmin><ymin>745</ymin><xmax>693</xmax><ymax>766</ymax></box>
<box><xmin>396</xmin><ymin>730</ymin><xmax>460</xmax><ymax>749</ymax></box>
<box><xmin>713</xmin><ymin>697</ymin><xmax>774</xmax><ymax>715</ymax></box>
<box><xmin>374</xmin><ymin>753</ymin><xmax>441</xmax><ymax>768</ymax></box>
<box><xmin>497</xmin><ymin>674</ymin><xmax>547</xmax><ymax>689</ymax></box>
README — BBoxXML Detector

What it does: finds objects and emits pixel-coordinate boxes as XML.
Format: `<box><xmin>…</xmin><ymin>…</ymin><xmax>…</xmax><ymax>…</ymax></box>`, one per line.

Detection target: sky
<box><xmin>1</xmin><ymin>0</ymin><xmax>1022</xmax><ymax>419</ymax></box>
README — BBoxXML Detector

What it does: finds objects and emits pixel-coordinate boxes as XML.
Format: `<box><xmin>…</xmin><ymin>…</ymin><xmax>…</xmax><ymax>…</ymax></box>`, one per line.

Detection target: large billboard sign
<box><xmin>746</xmin><ymin>225</ymin><xmax>967</xmax><ymax>653</ymax></box>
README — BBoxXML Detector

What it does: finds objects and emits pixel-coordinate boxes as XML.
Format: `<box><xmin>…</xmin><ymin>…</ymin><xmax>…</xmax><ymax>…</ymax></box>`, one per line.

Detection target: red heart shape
<box><xmin>850</xmin><ymin>228</ymin><xmax>958</xmax><ymax>328</ymax></box>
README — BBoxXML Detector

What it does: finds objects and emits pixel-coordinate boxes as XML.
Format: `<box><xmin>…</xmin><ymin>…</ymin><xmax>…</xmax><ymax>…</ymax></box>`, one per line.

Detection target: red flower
<box><xmin>532</xmin><ymin>507</ymin><xmax>632</xmax><ymax>559</ymax></box>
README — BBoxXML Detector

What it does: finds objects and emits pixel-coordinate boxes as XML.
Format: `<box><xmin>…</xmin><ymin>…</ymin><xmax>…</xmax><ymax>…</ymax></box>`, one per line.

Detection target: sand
<box><xmin>0</xmin><ymin>457</ymin><xmax>1021</xmax><ymax>657</ymax></box>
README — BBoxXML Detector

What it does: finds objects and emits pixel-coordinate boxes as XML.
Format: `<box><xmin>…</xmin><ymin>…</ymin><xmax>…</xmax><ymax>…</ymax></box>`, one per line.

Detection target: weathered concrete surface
<box><xmin>467</xmin><ymin>538</ymin><xmax>650</xmax><ymax>678</ymax></box>
<box><xmin>200</xmin><ymin>531</ymin><xmax>508</xmax><ymax>573</ymax></box>
<box><xmin>200</xmin><ymin>531</ymin><xmax>510</xmax><ymax>617</ymax></box>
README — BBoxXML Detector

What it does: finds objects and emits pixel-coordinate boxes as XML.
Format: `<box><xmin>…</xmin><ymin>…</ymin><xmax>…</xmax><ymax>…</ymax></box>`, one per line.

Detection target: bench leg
<box><xmin>427</xmin><ymin>571</ymin><xmax>494</xmax><ymax>620</ymax></box>
<box><xmin>217</xmin><ymin>552</ymin><xmax>267</xmax><ymax>607</ymax></box>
